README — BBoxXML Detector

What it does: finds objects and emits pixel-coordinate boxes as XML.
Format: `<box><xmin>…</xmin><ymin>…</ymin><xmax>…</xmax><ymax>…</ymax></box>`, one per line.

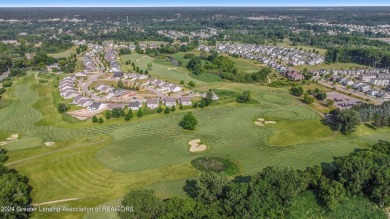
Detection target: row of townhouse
<box><xmin>111</xmin><ymin>96</ymin><xmax>193</xmax><ymax>111</ymax></box>
<box><xmin>59</xmin><ymin>77</ymin><xmax>79</xmax><ymax>100</ymax></box>
<box><xmin>157</xmin><ymin>29</ymin><xmax>219</xmax><ymax>40</ymax></box>
<box><xmin>83</xmin><ymin>52</ymin><xmax>97</xmax><ymax>73</ymax></box>
<box><xmin>210</xmin><ymin>43</ymin><xmax>324</xmax><ymax>66</ymax></box>
<box><xmin>144</xmin><ymin>78</ymin><xmax>182</xmax><ymax>93</ymax></box>
<box><xmin>59</xmin><ymin>76</ymin><xmax>96</xmax><ymax>108</ymax></box>
<box><xmin>359</xmin><ymin>73</ymin><xmax>390</xmax><ymax>87</ymax></box>
<box><xmin>105</xmin><ymin>50</ymin><xmax>121</xmax><ymax>73</ymax></box>
<box><xmin>336</xmin><ymin>77</ymin><xmax>390</xmax><ymax>99</ymax></box>
<box><xmin>95</xmin><ymin>84</ymin><xmax>124</xmax><ymax>98</ymax></box>
<box><xmin>310</xmin><ymin>68</ymin><xmax>389</xmax><ymax>77</ymax></box>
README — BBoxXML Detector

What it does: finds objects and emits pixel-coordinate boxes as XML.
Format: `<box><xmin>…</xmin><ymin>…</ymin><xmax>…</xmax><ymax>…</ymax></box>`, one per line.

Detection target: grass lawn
<box><xmin>0</xmin><ymin>130</ymin><xmax>11</xmax><ymax>141</ymax></box>
<box><xmin>1</xmin><ymin>67</ymin><xmax>390</xmax><ymax>218</ymax></box>
<box><xmin>48</xmin><ymin>46</ymin><xmax>78</xmax><ymax>59</ymax></box>
<box><xmin>120</xmin><ymin>53</ymin><xmax>207</xmax><ymax>87</ymax></box>
<box><xmin>189</xmin><ymin>72</ymin><xmax>222</xmax><ymax>82</ymax></box>
<box><xmin>223</xmin><ymin>54</ymin><xmax>265</xmax><ymax>74</ymax></box>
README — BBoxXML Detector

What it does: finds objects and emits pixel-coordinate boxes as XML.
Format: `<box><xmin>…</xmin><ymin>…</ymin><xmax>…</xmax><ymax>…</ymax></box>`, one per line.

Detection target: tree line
<box><xmin>185</xmin><ymin>52</ymin><xmax>271</xmax><ymax>83</ymax></box>
<box><xmin>0</xmin><ymin>149</ymin><xmax>32</xmax><ymax>218</ymax></box>
<box><xmin>118</xmin><ymin>141</ymin><xmax>390</xmax><ymax>219</ymax></box>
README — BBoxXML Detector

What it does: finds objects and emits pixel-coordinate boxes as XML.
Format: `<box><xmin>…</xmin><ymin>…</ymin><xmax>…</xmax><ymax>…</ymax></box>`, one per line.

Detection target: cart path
<box><xmin>5</xmin><ymin>139</ymin><xmax>106</xmax><ymax>166</ymax></box>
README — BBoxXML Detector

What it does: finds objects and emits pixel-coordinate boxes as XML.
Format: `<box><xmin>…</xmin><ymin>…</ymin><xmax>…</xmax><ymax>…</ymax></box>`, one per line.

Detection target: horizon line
<box><xmin>1</xmin><ymin>5</ymin><xmax>390</xmax><ymax>7</ymax></box>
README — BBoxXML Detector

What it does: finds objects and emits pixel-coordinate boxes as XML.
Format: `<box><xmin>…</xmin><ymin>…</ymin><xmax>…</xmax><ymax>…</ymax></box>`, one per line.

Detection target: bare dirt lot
<box><xmin>67</xmin><ymin>108</ymin><xmax>107</xmax><ymax>120</ymax></box>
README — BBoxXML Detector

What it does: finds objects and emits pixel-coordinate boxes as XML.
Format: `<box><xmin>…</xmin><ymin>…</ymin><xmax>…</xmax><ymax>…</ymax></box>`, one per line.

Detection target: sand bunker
<box><xmin>141</xmin><ymin>56</ymin><xmax>147</xmax><ymax>58</ymax></box>
<box><xmin>188</xmin><ymin>139</ymin><xmax>207</xmax><ymax>152</ymax></box>
<box><xmin>0</xmin><ymin>133</ymin><xmax>19</xmax><ymax>146</ymax></box>
<box><xmin>10</xmin><ymin>134</ymin><xmax>18</xmax><ymax>139</ymax></box>
<box><xmin>254</xmin><ymin>121</ymin><xmax>264</xmax><ymax>126</ymax></box>
<box><xmin>44</xmin><ymin>142</ymin><xmax>55</xmax><ymax>146</ymax></box>
<box><xmin>136</xmin><ymin>60</ymin><xmax>140</xmax><ymax>62</ymax></box>
<box><xmin>254</xmin><ymin>118</ymin><xmax>276</xmax><ymax>126</ymax></box>
<box><xmin>167</xmin><ymin>68</ymin><xmax>177</xmax><ymax>70</ymax></box>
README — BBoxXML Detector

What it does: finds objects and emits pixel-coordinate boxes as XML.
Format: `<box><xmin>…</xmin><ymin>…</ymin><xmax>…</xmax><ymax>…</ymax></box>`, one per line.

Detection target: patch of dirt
<box><xmin>136</xmin><ymin>60</ymin><xmax>140</xmax><ymax>62</ymax></box>
<box><xmin>188</xmin><ymin>139</ymin><xmax>207</xmax><ymax>152</ymax></box>
<box><xmin>67</xmin><ymin>108</ymin><xmax>106</xmax><ymax>120</ymax></box>
<box><xmin>167</xmin><ymin>68</ymin><xmax>177</xmax><ymax>70</ymax></box>
<box><xmin>255</xmin><ymin>118</ymin><xmax>276</xmax><ymax>126</ymax></box>
<box><xmin>44</xmin><ymin>142</ymin><xmax>55</xmax><ymax>147</ymax></box>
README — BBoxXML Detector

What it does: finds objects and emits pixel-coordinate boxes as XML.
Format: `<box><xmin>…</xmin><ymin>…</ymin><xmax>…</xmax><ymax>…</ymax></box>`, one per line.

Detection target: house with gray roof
<box><xmin>178</xmin><ymin>97</ymin><xmax>192</xmax><ymax>106</ymax></box>
<box><xmin>163</xmin><ymin>97</ymin><xmax>176</xmax><ymax>107</ymax></box>
<box><xmin>129</xmin><ymin>100</ymin><xmax>142</xmax><ymax>110</ymax></box>
<box><xmin>87</xmin><ymin>102</ymin><xmax>106</xmax><ymax>112</ymax></box>
<box><xmin>147</xmin><ymin>98</ymin><xmax>159</xmax><ymax>109</ymax></box>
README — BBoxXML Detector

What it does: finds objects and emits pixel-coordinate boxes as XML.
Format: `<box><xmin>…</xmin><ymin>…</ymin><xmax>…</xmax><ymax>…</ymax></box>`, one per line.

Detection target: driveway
<box><xmin>0</xmin><ymin>70</ymin><xmax>9</xmax><ymax>81</ymax></box>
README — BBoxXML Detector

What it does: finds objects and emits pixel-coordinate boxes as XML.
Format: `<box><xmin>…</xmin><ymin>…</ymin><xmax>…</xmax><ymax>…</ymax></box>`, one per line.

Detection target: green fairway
<box><xmin>189</xmin><ymin>72</ymin><xmax>222</xmax><ymax>82</ymax></box>
<box><xmin>48</xmin><ymin>46</ymin><xmax>78</xmax><ymax>59</ymax></box>
<box><xmin>1</xmin><ymin>70</ymin><xmax>390</xmax><ymax>219</ymax></box>
<box><xmin>119</xmin><ymin>53</ymin><xmax>206</xmax><ymax>86</ymax></box>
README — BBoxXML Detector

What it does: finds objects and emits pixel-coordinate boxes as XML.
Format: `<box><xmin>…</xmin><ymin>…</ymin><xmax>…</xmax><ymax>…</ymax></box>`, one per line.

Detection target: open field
<box><xmin>48</xmin><ymin>45</ymin><xmax>78</xmax><ymax>59</ymax></box>
<box><xmin>120</xmin><ymin>53</ymin><xmax>207</xmax><ymax>86</ymax></box>
<box><xmin>0</xmin><ymin>68</ymin><xmax>389</xmax><ymax>218</ymax></box>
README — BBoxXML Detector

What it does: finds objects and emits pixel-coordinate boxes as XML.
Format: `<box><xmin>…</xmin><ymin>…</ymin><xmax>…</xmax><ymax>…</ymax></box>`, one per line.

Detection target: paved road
<box><xmin>5</xmin><ymin>139</ymin><xmax>106</xmax><ymax>166</ymax></box>
<box><xmin>82</xmin><ymin>72</ymin><xmax>103</xmax><ymax>99</ymax></box>
<box><xmin>318</xmin><ymin>80</ymin><xmax>384</xmax><ymax>105</ymax></box>
<box><xmin>0</xmin><ymin>70</ymin><xmax>9</xmax><ymax>81</ymax></box>
<box><xmin>33</xmin><ymin>198</ymin><xmax>80</xmax><ymax>206</ymax></box>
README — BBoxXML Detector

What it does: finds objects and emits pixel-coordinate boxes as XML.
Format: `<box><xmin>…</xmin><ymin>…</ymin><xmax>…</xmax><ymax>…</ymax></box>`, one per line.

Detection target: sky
<box><xmin>0</xmin><ymin>0</ymin><xmax>389</xmax><ymax>7</ymax></box>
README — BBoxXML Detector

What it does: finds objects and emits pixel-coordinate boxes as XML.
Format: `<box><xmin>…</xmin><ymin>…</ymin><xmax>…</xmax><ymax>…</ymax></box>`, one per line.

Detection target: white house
<box><xmin>163</xmin><ymin>97</ymin><xmax>176</xmax><ymax>107</ymax></box>
<box><xmin>178</xmin><ymin>97</ymin><xmax>192</xmax><ymax>106</ymax></box>
<box><xmin>87</xmin><ymin>102</ymin><xmax>106</xmax><ymax>112</ymax></box>
<box><xmin>129</xmin><ymin>100</ymin><xmax>142</xmax><ymax>110</ymax></box>
<box><xmin>169</xmin><ymin>85</ymin><xmax>182</xmax><ymax>92</ymax></box>
<box><xmin>147</xmin><ymin>98</ymin><xmax>159</xmax><ymax>109</ymax></box>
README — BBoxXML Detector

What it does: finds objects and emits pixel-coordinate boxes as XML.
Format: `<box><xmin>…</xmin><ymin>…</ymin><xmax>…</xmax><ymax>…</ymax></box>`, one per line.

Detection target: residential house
<box><xmin>113</xmin><ymin>72</ymin><xmax>123</xmax><ymax>78</ymax></box>
<box><xmin>78</xmin><ymin>99</ymin><xmax>93</xmax><ymax>107</ymax></box>
<box><xmin>201</xmin><ymin>91</ymin><xmax>219</xmax><ymax>100</ymax></box>
<box><xmin>129</xmin><ymin>100</ymin><xmax>142</xmax><ymax>110</ymax></box>
<box><xmin>359</xmin><ymin>74</ymin><xmax>377</xmax><ymax>82</ymax></box>
<box><xmin>178</xmin><ymin>97</ymin><xmax>192</xmax><ymax>106</ymax></box>
<box><xmin>367</xmin><ymin>90</ymin><xmax>379</xmax><ymax>96</ymax></box>
<box><xmin>358</xmin><ymin>84</ymin><xmax>371</xmax><ymax>92</ymax></box>
<box><xmin>107</xmin><ymin>103</ymin><xmax>125</xmax><ymax>110</ymax></box>
<box><xmin>163</xmin><ymin>97</ymin><xmax>176</xmax><ymax>107</ymax></box>
<box><xmin>169</xmin><ymin>85</ymin><xmax>182</xmax><ymax>92</ymax></box>
<box><xmin>87</xmin><ymin>102</ymin><xmax>106</xmax><ymax>112</ymax></box>
<box><xmin>147</xmin><ymin>99</ymin><xmax>159</xmax><ymax>109</ymax></box>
